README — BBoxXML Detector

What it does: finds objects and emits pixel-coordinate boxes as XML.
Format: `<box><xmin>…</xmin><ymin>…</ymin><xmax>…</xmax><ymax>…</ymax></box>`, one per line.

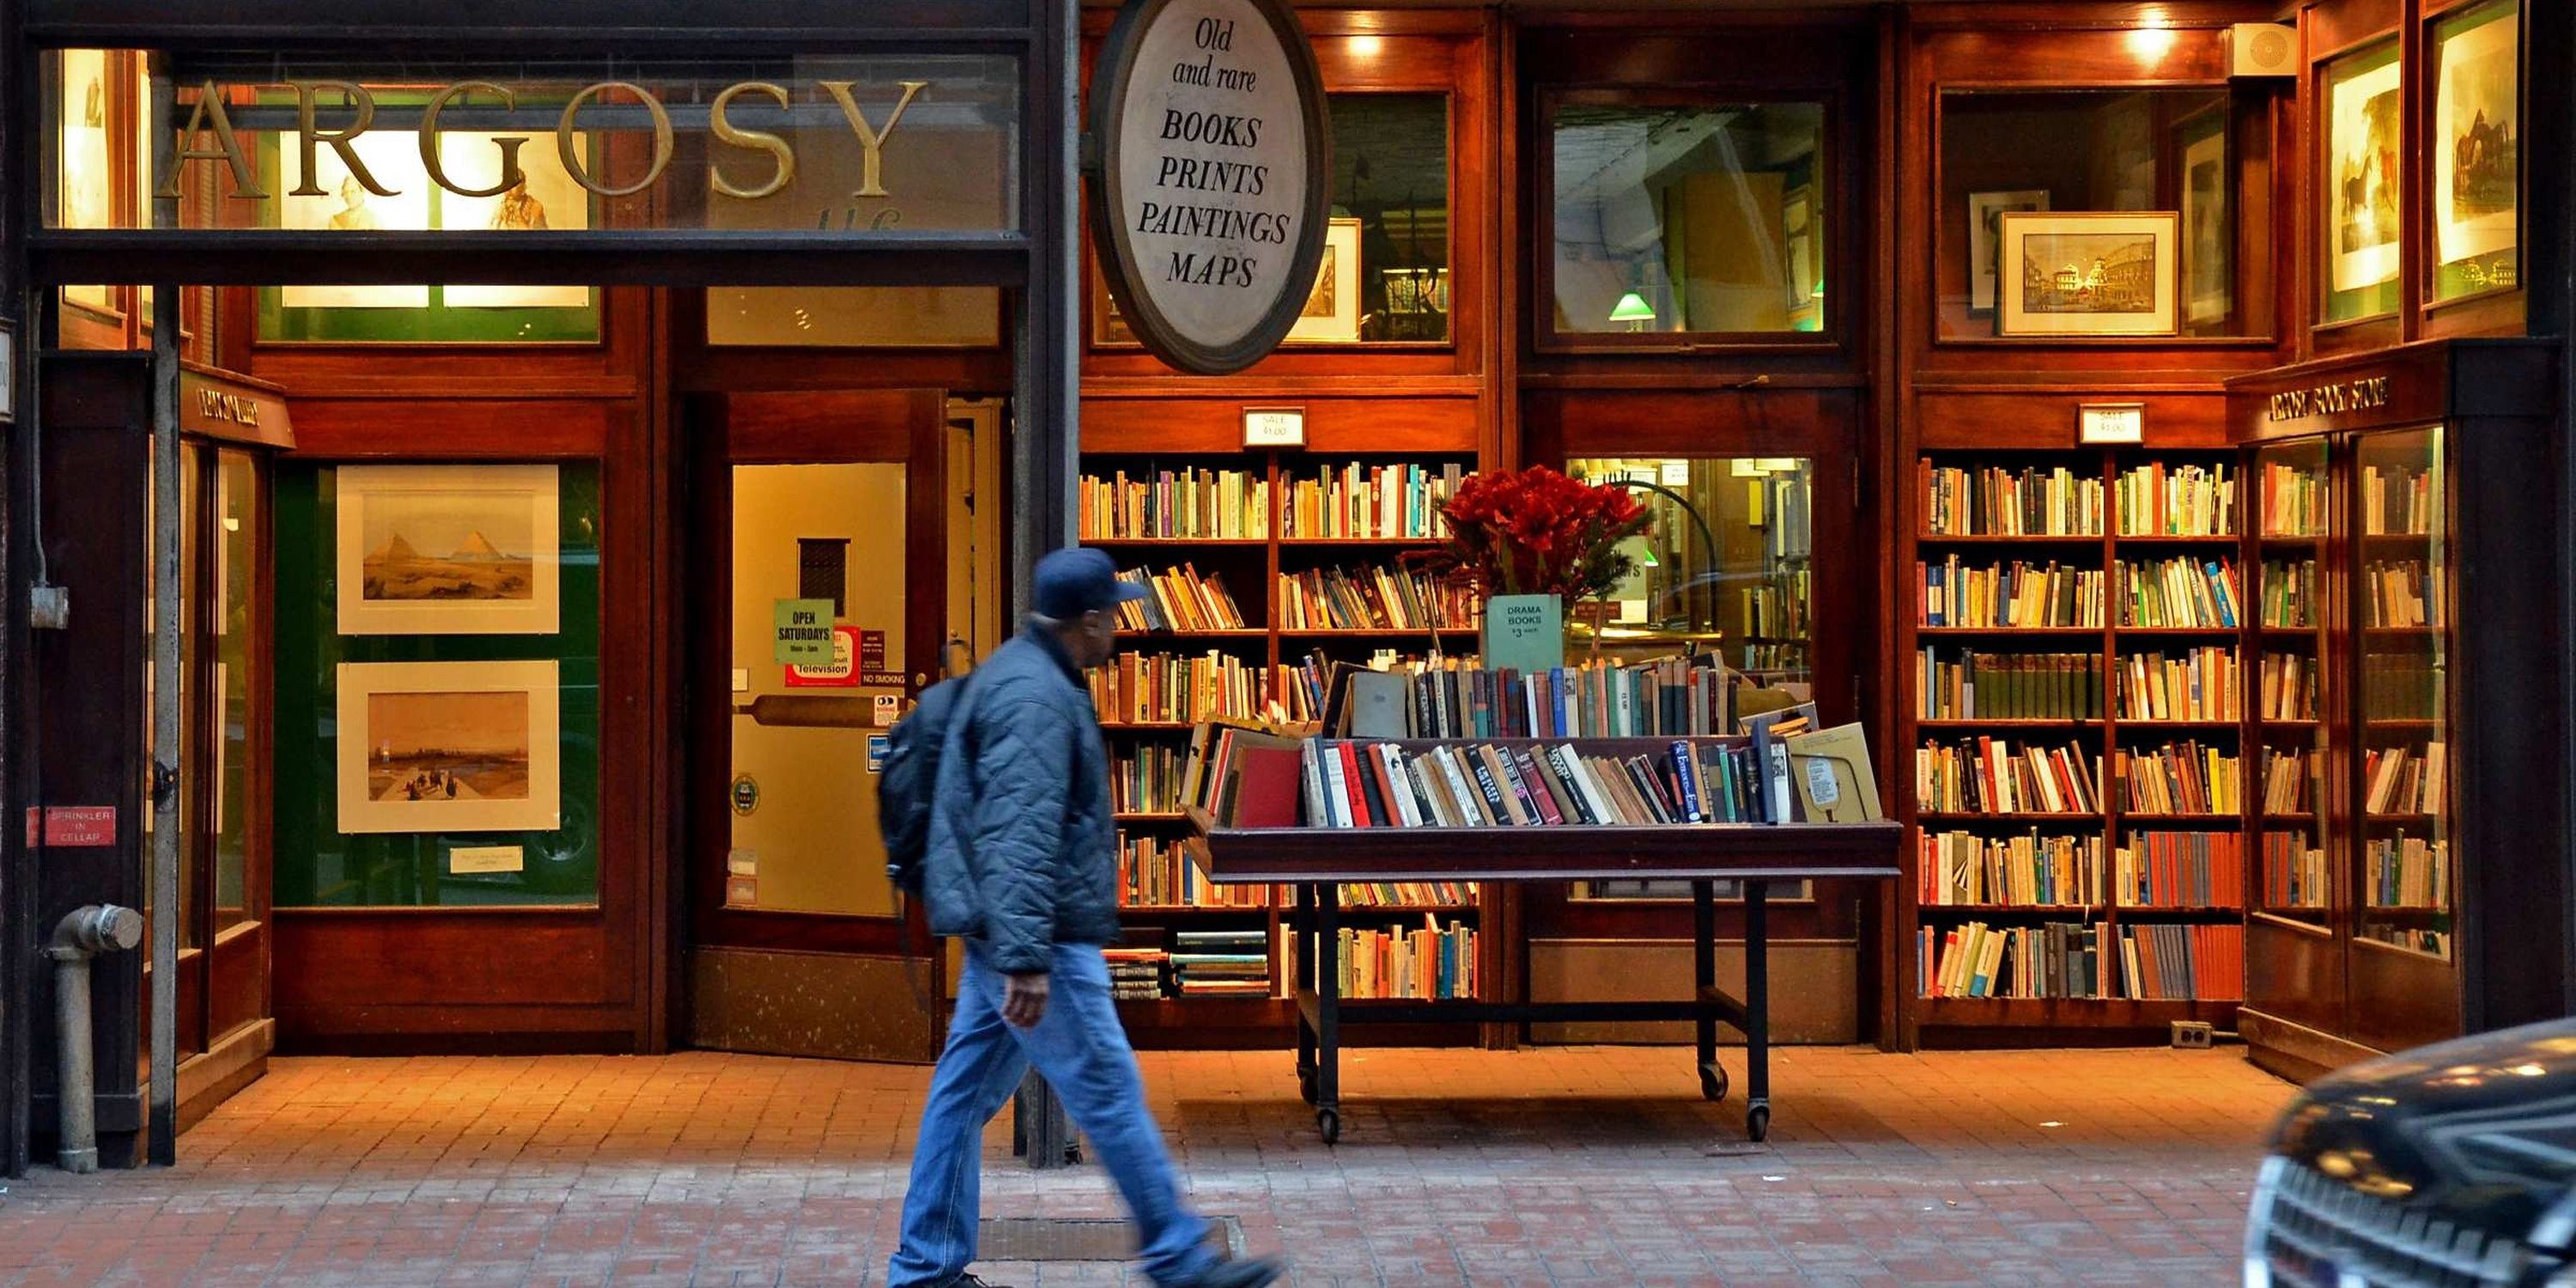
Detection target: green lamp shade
<box><xmin>1608</xmin><ymin>291</ymin><xmax>1656</xmax><ymax>324</ymax></box>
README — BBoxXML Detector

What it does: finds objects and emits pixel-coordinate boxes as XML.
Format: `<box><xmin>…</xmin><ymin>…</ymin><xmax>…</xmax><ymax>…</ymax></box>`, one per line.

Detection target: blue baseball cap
<box><xmin>1035</xmin><ymin>547</ymin><xmax>1149</xmax><ymax>619</ymax></box>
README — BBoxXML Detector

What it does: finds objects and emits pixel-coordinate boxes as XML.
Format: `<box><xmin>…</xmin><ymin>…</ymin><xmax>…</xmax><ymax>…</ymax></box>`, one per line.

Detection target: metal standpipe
<box><xmin>45</xmin><ymin>906</ymin><xmax>143</xmax><ymax>1174</ymax></box>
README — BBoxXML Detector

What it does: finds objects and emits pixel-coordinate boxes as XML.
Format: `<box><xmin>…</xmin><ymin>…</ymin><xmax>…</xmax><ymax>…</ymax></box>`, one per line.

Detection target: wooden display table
<box><xmin>1189</xmin><ymin>808</ymin><xmax>1903</xmax><ymax>1143</ymax></box>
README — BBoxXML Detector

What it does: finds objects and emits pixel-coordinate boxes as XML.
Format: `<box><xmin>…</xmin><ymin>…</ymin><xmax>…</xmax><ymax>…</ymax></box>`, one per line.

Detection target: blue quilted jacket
<box><xmin>922</xmin><ymin>620</ymin><xmax>1121</xmax><ymax>973</ymax></box>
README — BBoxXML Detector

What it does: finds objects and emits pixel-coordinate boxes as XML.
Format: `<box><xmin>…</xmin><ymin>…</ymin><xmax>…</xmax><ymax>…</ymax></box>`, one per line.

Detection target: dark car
<box><xmin>2245</xmin><ymin>1018</ymin><xmax>2576</xmax><ymax>1287</ymax></box>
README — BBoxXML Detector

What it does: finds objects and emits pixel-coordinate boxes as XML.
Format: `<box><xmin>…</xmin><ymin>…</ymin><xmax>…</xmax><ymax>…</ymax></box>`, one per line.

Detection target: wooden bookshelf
<box><xmin>1904</xmin><ymin>446</ymin><xmax>2251</xmax><ymax>1043</ymax></box>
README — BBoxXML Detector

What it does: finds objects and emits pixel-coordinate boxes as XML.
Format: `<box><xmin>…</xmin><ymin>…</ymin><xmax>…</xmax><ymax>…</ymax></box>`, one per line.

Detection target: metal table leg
<box><xmin>1313</xmin><ymin>882</ymin><xmax>1341</xmax><ymax>1144</ymax></box>
<box><xmin>1744</xmin><ymin>879</ymin><xmax>1771</xmax><ymax>1142</ymax></box>
<box><xmin>1692</xmin><ymin>880</ymin><xmax>1726</xmax><ymax>1103</ymax></box>
<box><xmin>1293</xmin><ymin>882</ymin><xmax>1318</xmax><ymax>1104</ymax></box>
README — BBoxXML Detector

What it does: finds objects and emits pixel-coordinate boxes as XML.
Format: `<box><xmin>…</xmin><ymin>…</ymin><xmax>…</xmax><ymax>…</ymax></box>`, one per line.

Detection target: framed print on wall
<box><xmin>1285</xmin><ymin>216</ymin><xmax>1364</xmax><ymax>343</ymax></box>
<box><xmin>1996</xmin><ymin>212</ymin><xmax>2178</xmax><ymax>337</ymax></box>
<box><xmin>2431</xmin><ymin>0</ymin><xmax>2519</xmax><ymax>302</ymax></box>
<box><xmin>56</xmin><ymin>49</ymin><xmax>121</xmax><ymax>319</ymax></box>
<box><xmin>2178</xmin><ymin>109</ymin><xmax>2233</xmax><ymax>327</ymax></box>
<box><xmin>336</xmin><ymin>464</ymin><xmax>562</xmax><ymax>635</ymax></box>
<box><xmin>1967</xmin><ymin>190</ymin><xmax>2050</xmax><ymax>313</ymax></box>
<box><xmin>336</xmin><ymin>659</ymin><xmax>562</xmax><ymax>835</ymax></box>
<box><xmin>2324</xmin><ymin>40</ymin><xmax>2403</xmax><ymax>322</ymax></box>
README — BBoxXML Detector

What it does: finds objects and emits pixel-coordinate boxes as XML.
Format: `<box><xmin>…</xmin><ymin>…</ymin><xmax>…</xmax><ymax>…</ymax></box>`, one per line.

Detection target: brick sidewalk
<box><xmin>0</xmin><ymin>1046</ymin><xmax>2291</xmax><ymax>1286</ymax></box>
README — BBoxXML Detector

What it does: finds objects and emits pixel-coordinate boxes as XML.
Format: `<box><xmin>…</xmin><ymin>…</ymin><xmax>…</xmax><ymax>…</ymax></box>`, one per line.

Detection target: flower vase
<box><xmin>1482</xmin><ymin>592</ymin><xmax>1564</xmax><ymax>673</ymax></box>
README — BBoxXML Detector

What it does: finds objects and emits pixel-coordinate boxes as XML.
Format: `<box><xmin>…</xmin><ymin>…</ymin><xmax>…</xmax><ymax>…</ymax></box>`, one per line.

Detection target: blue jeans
<box><xmin>888</xmin><ymin>940</ymin><xmax>1218</xmax><ymax>1288</ymax></box>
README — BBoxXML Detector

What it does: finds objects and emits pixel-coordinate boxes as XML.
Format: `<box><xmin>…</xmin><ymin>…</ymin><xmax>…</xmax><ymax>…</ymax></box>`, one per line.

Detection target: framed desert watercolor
<box><xmin>336</xmin><ymin>464</ymin><xmax>561</xmax><ymax>635</ymax></box>
<box><xmin>337</xmin><ymin>660</ymin><xmax>562</xmax><ymax>835</ymax></box>
<box><xmin>2430</xmin><ymin>0</ymin><xmax>2520</xmax><ymax>303</ymax></box>
<box><xmin>2323</xmin><ymin>39</ymin><xmax>2403</xmax><ymax>323</ymax></box>
<box><xmin>1995</xmin><ymin>212</ymin><xmax>2178</xmax><ymax>337</ymax></box>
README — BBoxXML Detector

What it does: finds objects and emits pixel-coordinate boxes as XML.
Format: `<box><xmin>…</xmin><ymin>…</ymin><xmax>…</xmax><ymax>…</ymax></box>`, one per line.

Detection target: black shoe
<box><xmin>940</xmin><ymin>1275</ymin><xmax>1012</xmax><ymax>1288</ymax></box>
<box><xmin>1175</xmin><ymin>1257</ymin><xmax>1283</xmax><ymax>1288</ymax></box>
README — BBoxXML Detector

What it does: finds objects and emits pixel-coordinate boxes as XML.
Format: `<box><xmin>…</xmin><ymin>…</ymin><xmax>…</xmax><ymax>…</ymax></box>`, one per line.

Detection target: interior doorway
<box><xmin>683</xmin><ymin>389</ymin><xmax>985</xmax><ymax>1062</ymax></box>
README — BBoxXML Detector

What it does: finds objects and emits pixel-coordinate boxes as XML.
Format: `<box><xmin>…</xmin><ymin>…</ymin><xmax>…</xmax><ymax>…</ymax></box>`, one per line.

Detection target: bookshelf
<box><xmin>1904</xmin><ymin>446</ymin><xmax>2250</xmax><ymax>1043</ymax></box>
<box><xmin>1079</xmin><ymin>441</ymin><xmax>1485</xmax><ymax>1047</ymax></box>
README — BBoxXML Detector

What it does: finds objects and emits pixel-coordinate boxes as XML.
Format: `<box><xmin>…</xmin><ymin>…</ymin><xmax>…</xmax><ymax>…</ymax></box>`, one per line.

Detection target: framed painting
<box><xmin>1967</xmin><ymin>190</ymin><xmax>2050</xmax><ymax>313</ymax></box>
<box><xmin>2178</xmin><ymin>110</ymin><xmax>2233</xmax><ymax>326</ymax></box>
<box><xmin>2324</xmin><ymin>40</ymin><xmax>2403</xmax><ymax>319</ymax></box>
<box><xmin>2430</xmin><ymin>0</ymin><xmax>2519</xmax><ymax>301</ymax></box>
<box><xmin>57</xmin><ymin>49</ymin><xmax>121</xmax><ymax>319</ymax></box>
<box><xmin>1996</xmin><ymin>212</ymin><xmax>2178</xmax><ymax>337</ymax></box>
<box><xmin>336</xmin><ymin>464</ymin><xmax>561</xmax><ymax>635</ymax></box>
<box><xmin>1285</xmin><ymin>216</ymin><xmax>1364</xmax><ymax>343</ymax></box>
<box><xmin>336</xmin><ymin>659</ymin><xmax>562</xmax><ymax>835</ymax></box>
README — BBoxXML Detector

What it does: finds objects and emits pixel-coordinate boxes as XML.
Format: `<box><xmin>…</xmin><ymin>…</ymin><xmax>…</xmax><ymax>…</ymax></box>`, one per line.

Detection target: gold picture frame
<box><xmin>335</xmin><ymin>659</ymin><xmax>562</xmax><ymax>835</ymax></box>
<box><xmin>1996</xmin><ymin>211</ymin><xmax>2179</xmax><ymax>337</ymax></box>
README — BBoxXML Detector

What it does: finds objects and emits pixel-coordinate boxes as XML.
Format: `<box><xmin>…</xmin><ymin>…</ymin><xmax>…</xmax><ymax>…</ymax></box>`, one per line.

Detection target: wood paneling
<box><xmin>1081</xmin><ymin>396</ymin><xmax>1479</xmax><ymax>454</ymax></box>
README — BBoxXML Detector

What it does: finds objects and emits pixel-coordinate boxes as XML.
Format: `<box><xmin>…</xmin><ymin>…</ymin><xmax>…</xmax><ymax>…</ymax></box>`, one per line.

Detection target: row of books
<box><xmin>2116</xmin><ymin>464</ymin><xmax>2234</xmax><ymax>537</ymax></box>
<box><xmin>1172</xmin><ymin>930</ymin><xmax>1270</xmax><ymax>997</ymax></box>
<box><xmin>1280</xmin><ymin>462</ymin><xmax>1462</xmax><ymax>540</ymax></box>
<box><xmin>2360</xmin><ymin>465</ymin><xmax>2435</xmax><ymax>538</ymax></box>
<box><xmin>2260</xmin><ymin>559</ymin><xmax>2319</xmax><ymax>629</ymax></box>
<box><xmin>2117</xmin><ymin>831</ymin><xmax>2245</xmax><ymax>908</ymax></box>
<box><xmin>1919</xmin><ymin>831</ymin><xmax>2105</xmax><ymax>907</ymax></box>
<box><xmin>1115</xmin><ymin>832</ymin><xmax>1270</xmax><ymax>908</ymax></box>
<box><xmin>1922</xmin><ymin>464</ymin><xmax>2105</xmax><ymax>537</ymax></box>
<box><xmin>1091</xmin><ymin>652</ymin><xmax>1280</xmax><ymax>726</ymax></box>
<box><xmin>2259</xmin><ymin>653</ymin><xmax>2319</xmax><ymax>721</ymax></box>
<box><xmin>1920</xmin><ymin>920</ymin><xmax>2242</xmax><ymax>999</ymax></box>
<box><xmin>2114</xmin><ymin>648</ymin><xmax>2240</xmax><ymax>723</ymax></box>
<box><xmin>2263</xmin><ymin>835</ymin><xmax>2328</xmax><ymax>909</ymax></box>
<box><xmin>2117</xmin><ymin>558</ymin><xmax>2241</xmax><ymax>629</ymax></box>
<box><xmin>1742</xmin><ymin>581</ymin><xmax>1810</xmax><ymax>641</ymax></box>
<box><xmin>2366</xmin><ymin>834</ymin><xmax>2450</xmax><ymax>908</ymax></box>
<box><xmin>1115</xmin><ymin>565</ymin><xmax>1249</xmax><ymax>633</ymax></box>
<box><xmin>1917</xmin><ymin>739</ymin><xmax>2101</xmax><ymax>815</ymax></box>
<box><xmin>1319</xmin><ymin>920</ymin><xmax>1477</xmax><ymax>999</ymax></box>
<box><xmin>1278</xmin><ymin>565</ymin><xmax>1471</xmax><ymax>632</ymax></box>
<box><xmin>2117</xmin><ymin>742</ymin><xmax>2239</xmax><ymax>815</ymax></box>
<box><xmin>2362</xmin><ymin>654</ymin><xmax>2442</xmax><ymax>722</ymax></box>
<box><xmin>1078</xmin><ymin>468</ymin><xmax>1270</xmax><ymax>540</ymax></box>
<box><xmin>1340</xmin><ymin>882</ymin><xmax>1474</xmax><ymax>907</ymax></box>
<box><xmin>2260</xmin><ymin>748</ymin><xmax>2318</xmax><ymax>813</ymax></box>
<box><xmin>2361</xmin><ymin>924</ymin><xmax>2453</xmax><ymax>957</ymax></box>
<box><xmin>2362</xmin><ymin>560</ymin><xmax>2441</xmax><ymax>629</ymax></box>
<box><xmin>1302</xmin><ymin>731</ymin><xmax>1835</xmax><ymax>830</ymax></box>
<box><xmin>1110</xmin><ymin>745</ymin><xmax>1186</xmax><ymax>815</ymax></box>
<box><xmin>1916</xmin><ymin>649</ymin><xmax>2101</xmax><ymax>720</ymax></box>
<box><xmin>1918</xmin><ymin>560</ymin><xmax>2105</xmax><ymax>628</ymax></box>
<box><xmin>2261</xmin><ymin>463</ymin><xmax>2328</xmax><ymax>538</ymax></box>
<box><xmin>2364</xmin><ymin>742</ymin><xmax>2446</xmax><ymax>815</ymax></box>
<box><xmin>1339</xmin><ymin>658</ymin><xmax>1743</xmax><ymax>742</ymax></box>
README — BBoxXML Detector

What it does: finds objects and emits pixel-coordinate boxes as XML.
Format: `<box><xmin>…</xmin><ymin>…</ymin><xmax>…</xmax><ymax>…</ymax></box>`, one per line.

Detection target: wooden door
<box><xmin>684</xmin><ymin>390</ymin><xmax>951</xmax><ymax>1061</ymax></box>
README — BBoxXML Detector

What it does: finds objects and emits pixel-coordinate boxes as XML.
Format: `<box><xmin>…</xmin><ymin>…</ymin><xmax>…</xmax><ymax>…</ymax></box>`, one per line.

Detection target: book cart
<box><xmin>1188</xmin><ymin>738</ymin><xmax>1900</xmax><ymax>1144</ymax></box>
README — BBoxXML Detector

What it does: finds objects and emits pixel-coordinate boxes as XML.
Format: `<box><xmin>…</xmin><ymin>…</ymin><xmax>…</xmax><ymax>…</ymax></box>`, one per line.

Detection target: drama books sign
<box><xmin>1089</xmin><ymin>0</ymin><xmax>1332</xmax><ymax>374</ymax></box>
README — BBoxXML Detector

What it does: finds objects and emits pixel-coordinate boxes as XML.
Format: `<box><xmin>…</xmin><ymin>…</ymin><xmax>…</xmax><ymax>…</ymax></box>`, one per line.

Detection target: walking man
<box><xmin>888</xmin><ymin>548</ymin><xmax>1282</xmax><ymax>1288</ymax></box>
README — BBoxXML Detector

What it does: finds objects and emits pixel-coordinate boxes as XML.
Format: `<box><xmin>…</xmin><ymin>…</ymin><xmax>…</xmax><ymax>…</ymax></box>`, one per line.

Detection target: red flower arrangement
<box><xmin>1415</xmin><ymin>465</ymin><xmax>1650</xmax><ymax>605</ymax></box>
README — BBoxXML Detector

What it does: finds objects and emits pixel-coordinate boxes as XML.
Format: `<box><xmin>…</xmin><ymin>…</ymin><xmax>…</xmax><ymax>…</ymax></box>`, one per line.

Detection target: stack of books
<box><xmin>1092</xmin><ymin>652</ymin><xmax>1276</xmax><ymax>726</ymax></box>
<box><xmin>1078</xmin><ymin>467</ymin><xmax>1269</xmax><ymax>540</ymax></box>
<box><xmin>1114</xmin><ymin>565</ymin><xmax>1249</xmax><ymax>632</ymax></box>
<box><xmin>1914</xmin><ymin>739</ymin><xmax>2102</xmax><ymax>814</ymax></box>
<box><xmin>1281</xmin><ymin>462</ymin><xmax>1462</xmax><ymax>539</ymax></box>
<box><xmin>2363</xmin><ymin>742</ymin><xmax>2445</xmax><ymax>814</ymax></box>
<box><xmin>1331</xmin><ymin>920</ymin><xmax>1476</xmax><ymax>999</ymax></box>
<box><xmin>2262</xmin><ymin>834</ymin><xmax>2329</xmax><ymax>908</ymax></box>
<box><xmin>2366</xmin><ymin>834</ymin><xmax>2450</xmax><ymax>908</ymax></box>
<box><xmin>2116</xmin><ymin>832</ymin><xmax>2245</xmax><ymax>908</ymax></box>
<box><xmin>2115</xmin><ymin>648</ymin><xmax>2241</xmax><ymax>722</ymax></box>
<box><xmin>2261</xmin><ymin>463</ymin><xmax>2328</xmax><ymax>537</ymax></box>
<box><xmin>2259</xmin><ymin>748</ymin><xmax>2318</xmax><ymax>813</ymax></box>
<box><xmin>1278</xmin><ymin>565</ymin><xmax>1471</xmax><ymax>631</ymax></box>
<box><xmin>2114</xmin><ymin>742</ymin><xmax>2239</xmax><ymax>815</ymax></box>
<box><xmin>2116</xmin><ymin>557</ymin><xmax>2241</xmax><ymax>629</ymax></box>
<box><xmin>1334</xmin><ymin>657</ymin><xmax>1739</xmax><ymax>740</ymax></box>
<box><xmin>1917</xmin><ymin>558</ymin><xmax>2105</xmax><ymax>628</ymax></box>
<box><xmin>2261</xmin><ymin>559</ymin><xmax>2320</xmax><ymax>628</ymax></box>
<box><xmin>2362</xmin><ymin>560</ymin><xmax>2440</xmax><ymax>629</ymax></box>
<box><xmin>1105</xmin><ymin>948</ymin><xmax>1170</xmax><ymax>1001</ymax></box>
<box><xmin>1918</xmin><ymin>830</ymin><xmax>2105</xmax><ymax>907</ymax></box>
<box><xmin>2116</xmin><ymin>923</ymin><xmax>2242</xmax><ymax>1000</ymax></box>
<box><xmin>1920</xmin><ymin>463</ymin><xmax>2103</xmax><ymax>536</ymax></box>
<box><xmin>1916</xmin><ymin>649</ymin><xmax>2103</xmax><ymax>720</ymax></box>
<box><xmin>1920</xmin><ymin>920</ymin><xmax>2108</xmax><ymax>999</ymax></box>
<box><xmin>1171</xmin><ymin>930</ymin><xmax>1271</xmax><ymax>997</ymax></box>
<box><xmin>2360</xmin><ymin>465</ymin><xmax>2434</xmax><ymax>536</ymax></box>
<box><xmin>2258</xmin><ymin>653</ymin><xmax>2318</xmax><ymax>720</ymax></box>
<box><xmin>1110</xmin><ymin>744</ymin><xmax>1185</xmax><ymax>815</ymax></box>
<box><xmin>1301</xmin><ymin>733</ymin><xmax>1832</xmax><ymax>829</ymax></box>
<box><xmin>2116</xmin><ymin>463</ymin><xmax>2235</xmax><ymax>536</ymax></box>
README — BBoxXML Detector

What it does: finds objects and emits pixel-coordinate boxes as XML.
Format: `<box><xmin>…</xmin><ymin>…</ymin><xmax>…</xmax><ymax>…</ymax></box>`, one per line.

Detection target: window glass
<box><xmin>1938</xmin><ymin>88</ymin><xmax>2257</xmax><ymax>338</ymax></box>
<box><xmin>272</xmin><ymin>463</ymin><xmax>603</xmax><ymax>907</ymax></box>
<box><xmin>214</xmin><ymin>451</ymin><xmax>258</xmax><ymax>933</ymax></box>
<box><xmin>1549</xmin><ymin>101</ymin><xmax>1826</xmax><ymax>338</ymax></box>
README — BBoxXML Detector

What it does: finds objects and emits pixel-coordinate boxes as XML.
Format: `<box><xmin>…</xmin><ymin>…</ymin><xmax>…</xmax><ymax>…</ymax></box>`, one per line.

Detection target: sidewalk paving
<box><xmin>0</xmin><ymin>1045</ymin><xmax>2292</xmax><ymax>1286</ymax></box>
